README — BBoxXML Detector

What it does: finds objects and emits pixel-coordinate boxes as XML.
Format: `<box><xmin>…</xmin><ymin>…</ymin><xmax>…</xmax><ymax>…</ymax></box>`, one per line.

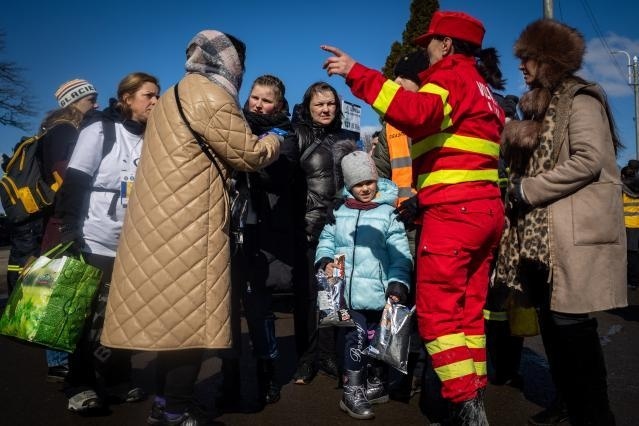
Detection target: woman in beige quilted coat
<box><xmin>101</xmin><ymin>30</ymin><xmax>280</xmax><ymax>424</ymax></box>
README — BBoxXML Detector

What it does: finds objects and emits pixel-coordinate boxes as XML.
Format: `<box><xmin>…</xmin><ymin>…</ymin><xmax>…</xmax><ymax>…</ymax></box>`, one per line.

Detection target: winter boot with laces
<box><xmin>365</xmin><ymin>365</ymin><xmax>389</xmax><ymax>404</ymax></box>
<box><xmin>339</xmin><ymin>369</ymin><xmax>374</xmax><ymax>420</ymax></box>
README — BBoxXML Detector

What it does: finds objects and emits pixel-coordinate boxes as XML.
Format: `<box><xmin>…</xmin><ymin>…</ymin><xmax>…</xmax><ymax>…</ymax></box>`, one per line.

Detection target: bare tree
<box><xmin>0</xmin><ymin>31</ymin><xmax>36</xmax><ymax>131</ymax></box>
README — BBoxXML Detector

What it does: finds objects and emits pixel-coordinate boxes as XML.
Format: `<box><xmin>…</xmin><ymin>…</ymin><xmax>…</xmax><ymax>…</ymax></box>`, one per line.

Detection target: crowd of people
<box><xmin>2</xmin><ymin>9</ymin><xmax>630</xmax><ymax>426</ymax></box>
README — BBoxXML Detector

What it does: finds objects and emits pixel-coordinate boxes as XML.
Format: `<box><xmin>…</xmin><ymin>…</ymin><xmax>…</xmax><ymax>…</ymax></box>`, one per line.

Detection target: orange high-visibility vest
<box><xmin>386</xmin><ymin>124</ymin><xmax>417</xmax><ymax>205</ymax></box>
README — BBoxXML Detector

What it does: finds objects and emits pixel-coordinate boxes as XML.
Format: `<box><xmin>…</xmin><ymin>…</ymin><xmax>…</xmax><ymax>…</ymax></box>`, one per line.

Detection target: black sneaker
<box><xmin>528</xmin><ymin>405</ymin><xmax>570</xmax><ymax>425</ymax></box>
<box><xmin>318</xmin><ymin>357</ymin><xmax>339</xmax><ymax>379</ymax></box>
<box><xmin>293</xmin><ymin>360</ymin><xmax>318</xmax><ymax>385</ymax></box>
<box><xmin>146</xmin><ymin>399</ymin><xmax>165</xmax><ymax>424</ymax></box>
<box><xmin>47</xmin><ymin>365</ymin><xmax>69</xmax><ymax>383</ymax></box>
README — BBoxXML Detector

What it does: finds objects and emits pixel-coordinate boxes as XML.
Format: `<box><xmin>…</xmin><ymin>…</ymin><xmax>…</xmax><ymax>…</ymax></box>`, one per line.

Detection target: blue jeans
<box><xmin>46</xmin><ymin>349</ymin><xmax>69</xmax><ymax>367</ymax></box>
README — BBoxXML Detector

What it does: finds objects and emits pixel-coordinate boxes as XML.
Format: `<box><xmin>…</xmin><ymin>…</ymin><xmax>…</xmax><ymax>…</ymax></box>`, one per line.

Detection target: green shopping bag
<box><xmin>0</xmin><ymin>242</ymin><xmax>102</xmax><ymax>352</ymax></box>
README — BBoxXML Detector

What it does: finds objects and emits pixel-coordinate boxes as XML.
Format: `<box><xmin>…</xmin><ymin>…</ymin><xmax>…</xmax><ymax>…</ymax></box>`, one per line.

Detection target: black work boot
<box><xmin>553</xmin><ymin>318</ymin><xmax>616</xmax><ymax>426</ymax></box>
<box><xmin>449</xmin><ymin>391</ymin><xmax>488</xmax><ymax>426</ymax></box>
<box><xmin>256</xmin><ymin>359</ymin><xmax>281</xmax><ymax>405</ymax></box>
<box><xmin>528</xmin><ymin>398</ymin><xmax>569</xmax><ymax>425</ymax></box>
<box><xmin>216</xmin><ymin>358</ymin><xmax>241</xmax><ymax>412</ymax></box>
<box><xmin>365</xmin><ymin>364</ymin><xmax>389</xmax><ymax>404</ymax></box>
<box><xmin>340</xmin><ymin>369</ymin><xmax>374</xmax><ymax>420</ymax></box>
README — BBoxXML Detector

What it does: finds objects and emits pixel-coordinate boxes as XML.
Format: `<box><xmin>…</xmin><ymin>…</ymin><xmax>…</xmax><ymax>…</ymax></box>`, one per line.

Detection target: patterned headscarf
<box><xmin>185</xmin><ymin>30</ymin><xmax>244</xmax><ymax>98</ymax></box>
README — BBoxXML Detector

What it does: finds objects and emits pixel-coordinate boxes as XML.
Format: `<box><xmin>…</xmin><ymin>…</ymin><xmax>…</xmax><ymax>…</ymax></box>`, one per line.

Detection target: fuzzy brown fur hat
<box><xmin>514</xmin><ymin>19</ymin><xmax>585</xmax><ymax>89</ymax></box>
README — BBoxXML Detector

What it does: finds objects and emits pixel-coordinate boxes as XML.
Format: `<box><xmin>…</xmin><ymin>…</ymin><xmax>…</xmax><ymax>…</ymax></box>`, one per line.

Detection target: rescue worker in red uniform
<box><xmin>321</xmin><ymin>10</ymin><xmax>506</xmax><ymax>424</ymax></box>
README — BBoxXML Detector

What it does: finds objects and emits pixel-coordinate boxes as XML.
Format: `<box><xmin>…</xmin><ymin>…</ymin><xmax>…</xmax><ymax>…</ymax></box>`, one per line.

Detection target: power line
<box><xmin>579</xmin><ymin>0</ymin><xmax>628</xmax><ymax>83</ymax></box>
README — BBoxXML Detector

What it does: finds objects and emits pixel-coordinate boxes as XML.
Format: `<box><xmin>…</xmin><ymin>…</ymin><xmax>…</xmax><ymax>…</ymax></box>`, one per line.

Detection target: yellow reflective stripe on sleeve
<box><xmin>420</xmin><ymin>83</ymin><xmax>453</xmax><ymax>130</ymax></box>
<box><xmin>411</xmin><ymin>133</ymin><xmax>500</xmax><ymax>160</ymax></box>
<box><xmin>474</xmin><ymin>361</ymin><xmax>487</xmax><ymax>376</ymax></box>
<box><xmin>425</xmin><ymin>332</ymin><xmax>466</xmax><ymax>355</ymax></box>
<box><xmin>416</xmin><ymin>169</ymin><xmax>499</xmax><ymax>188</ymax></box>
<box><xmin>465</xmin><ymin>334</ymin><xmax>486</xmax><ymax>349</ymax></box>
<box><xmin>483</xmin><ymin>309</ymin><xmax>508</xmax><ymax>321</ymax></box>
<box><xmin>434</xmin><ymin>359</ymin><xmax>475</xmax><ymax>381</ymax></box>
<box><xmin>7</xmin><ymin>265</ymin><xmax>23</xmax><ymax>272</ymax></box>
<box><xmin>372</xmin><ymin>80</ymin><xmax>401</xmax><ymax>117</ymax></box>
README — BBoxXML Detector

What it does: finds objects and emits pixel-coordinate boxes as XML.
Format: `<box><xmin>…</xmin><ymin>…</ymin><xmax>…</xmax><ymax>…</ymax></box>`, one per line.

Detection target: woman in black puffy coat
<box><xmin>291</xmin><ymin>81</ymin><xmax>353</xmax><ymax>384</ymax></box>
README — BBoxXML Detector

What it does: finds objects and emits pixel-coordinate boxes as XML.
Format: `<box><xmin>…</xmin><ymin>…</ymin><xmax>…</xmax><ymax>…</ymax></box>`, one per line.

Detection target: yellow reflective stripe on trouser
<box><xmin>425</xmin><ymin>332</ymin><xmax>466</xmax><ymax>355</ymax></box>
<box><xmin>434</xmin><ymin>359</ymin><xmax>476</xmax><ymax>381</ymax></box>
<box><xmin>419</xmin><ymin>83</ymin><xmax>453</xmax><ymax>130</ymax></box>
<box><xmin>412</xmin><ymin>133</ymin><xmax>500</xmax><ymax>160</ymax></box>
<box><xmin>7</xmin><ymin>264</ymin><xmax>23</xmax><ymax>272</ymax></box>
<box><xmin>426</xmin><ymin>333</ymin><xmax>484</xmax><ymax>381</ymax></box>
<box><xmin>483</xmin><ymin>309</ymin><xmax>508</xmax><ymax>321</ymax></box>
<box><xmin>416</xmin><ymin>169</ymin><xmax>499</xmax><ymax>189</ymax></box>
<box><xmin>372</xmin><ymin>80</ymin><xmax>401</xmax><ymax>117</ymax></box>
<box><xmin>466</xmin><ymin>334</ymin><xmax>487</xmax><ymax>376</ymax></box>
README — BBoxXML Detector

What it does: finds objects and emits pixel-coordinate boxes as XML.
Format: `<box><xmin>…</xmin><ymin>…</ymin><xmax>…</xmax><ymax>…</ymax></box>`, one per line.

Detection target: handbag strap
<box><xmin>173</xmin><ymin>83</ymin><xmax>227</xmax><ymax>183</ymax></box>
<box><xmin>42</xmin><ymin>241</ymin><xmax>74</xmax><ymax>259</ymax></box>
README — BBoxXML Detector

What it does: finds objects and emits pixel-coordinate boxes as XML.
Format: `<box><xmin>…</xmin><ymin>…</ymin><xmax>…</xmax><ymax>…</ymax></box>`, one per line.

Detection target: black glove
<box><xmin>385</xmin><ymin>282</ymin><xmax>408</xmax><ymax>305</ymax></box>
<box><xmin>315</xmin><ymin>257</ymin><xmax>333</xmax><ymax>272</ymax></box>
<box><xmin>508</xmin><ymin>177</ymin><xmax>530</xmax><ymax>209</ymax></box>
<box><xmin>325</xmin><ymin>196</ymin><xmax>345</xmax><ymax>225</ymax></box>
<box><xmin>393</xmin><ymin>195</ymin><xmax>419</xmax><ymax>229</ymax></box>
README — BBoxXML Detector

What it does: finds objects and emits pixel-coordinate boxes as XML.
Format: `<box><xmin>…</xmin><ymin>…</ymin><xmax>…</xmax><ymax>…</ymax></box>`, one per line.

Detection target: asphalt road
<box><xmin>1</xmin><ymin>247</ymin><xmax>638</xmax><ymax>425</ymax></box>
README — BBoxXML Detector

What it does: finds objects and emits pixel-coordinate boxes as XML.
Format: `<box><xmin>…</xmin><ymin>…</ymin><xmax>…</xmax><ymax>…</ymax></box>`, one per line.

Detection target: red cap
<box><xmin>415</xmin><ymin>11</ymin><xmax>485</xmax><ymax>47</ymax></box>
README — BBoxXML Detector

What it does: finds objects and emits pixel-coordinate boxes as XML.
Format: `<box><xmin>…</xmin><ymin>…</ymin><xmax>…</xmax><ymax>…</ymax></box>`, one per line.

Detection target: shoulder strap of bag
<box><xmin>299</xmin><ymin>132</ymin><xmax>332</xmax><ymax>164</ymax></box>
<box><xmin>173</xmin><ymin>83</ymin><xmax>227</xmax><ymax>182</ymax></box>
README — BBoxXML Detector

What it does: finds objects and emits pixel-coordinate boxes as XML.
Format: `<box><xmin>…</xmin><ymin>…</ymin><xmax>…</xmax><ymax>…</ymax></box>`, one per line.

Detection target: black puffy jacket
<box><xmin>294</xmin><ymin>122</ymin><xmax>353</xmax><ymax>243</ymax></box>
<box><xmin>242</xmin><ymin>109</ymin><xmax>299</xmax><ymax>262</ymax></box>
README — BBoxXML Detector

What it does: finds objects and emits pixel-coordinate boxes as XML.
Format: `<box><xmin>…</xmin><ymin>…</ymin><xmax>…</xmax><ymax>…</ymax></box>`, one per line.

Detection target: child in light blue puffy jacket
<box><xmin>315</xmin><ymin>150</ymin><xmax>412</xmax><ymax>420</ymax></box>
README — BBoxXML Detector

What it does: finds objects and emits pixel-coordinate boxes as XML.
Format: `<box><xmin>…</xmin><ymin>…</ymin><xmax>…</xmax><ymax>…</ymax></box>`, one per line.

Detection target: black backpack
<box><xmin>0</xmin><ymin>118</ymin><xmax>116</xmax><ymax>225</ymax></box>
<box><xmin>0</xmin><ymin>129</ymin><xmax>58</xmax><ymax>224</ymax></box>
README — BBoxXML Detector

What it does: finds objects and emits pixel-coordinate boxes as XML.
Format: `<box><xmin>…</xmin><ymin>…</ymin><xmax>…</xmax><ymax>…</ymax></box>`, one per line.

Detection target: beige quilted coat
<box><xmin>101</xmin><ymin>74</ymin><xmax>280</xmax><ymax>350</ymax></box>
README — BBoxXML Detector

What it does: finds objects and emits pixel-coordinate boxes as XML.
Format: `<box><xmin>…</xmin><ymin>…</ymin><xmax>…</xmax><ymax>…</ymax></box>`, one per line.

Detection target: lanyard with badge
<box><xmin>119</xmin><ymin>137</ymin><xmax>142</xmax><ymax>208</ymax></box>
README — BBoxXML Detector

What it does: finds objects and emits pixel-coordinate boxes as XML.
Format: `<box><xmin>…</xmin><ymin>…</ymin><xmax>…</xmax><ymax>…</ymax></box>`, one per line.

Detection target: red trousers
<box><xmin>416</xmin><ymin>198</ymin><xmax>504</xmax><ymax>403</ymax></box>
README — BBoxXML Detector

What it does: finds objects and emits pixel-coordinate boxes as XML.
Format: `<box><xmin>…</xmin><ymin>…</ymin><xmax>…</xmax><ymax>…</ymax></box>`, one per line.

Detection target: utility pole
<box><xmin>612</xmin><ymin>50</ymin><xmax>639</xmax><ymax>159</ymax></box>
<box><xmin>544</xmin><ymin>0</ymin><xmax>553</xmax><ymax>18</ymax></box>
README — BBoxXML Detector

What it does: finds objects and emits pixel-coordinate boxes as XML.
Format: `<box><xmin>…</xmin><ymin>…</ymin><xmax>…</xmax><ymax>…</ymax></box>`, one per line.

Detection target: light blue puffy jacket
<box><xmin>315</xmin><ymin>178</ymin><xmax>413</xmax><ymax>311</ymax></box>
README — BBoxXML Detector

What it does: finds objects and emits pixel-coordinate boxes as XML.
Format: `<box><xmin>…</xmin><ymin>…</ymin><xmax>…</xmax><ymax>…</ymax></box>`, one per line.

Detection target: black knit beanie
<box><xmin>393</xmin><ymin>50</ymin><xmax>428</xmax><ymax>86</ymax></box>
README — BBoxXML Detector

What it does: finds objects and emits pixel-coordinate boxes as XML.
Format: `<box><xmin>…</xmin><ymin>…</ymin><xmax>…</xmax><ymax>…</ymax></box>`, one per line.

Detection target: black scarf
<box><xmin>243</xmin><ymin>109</ymin><xmax>293</xmax><ymax>135</ymax></box>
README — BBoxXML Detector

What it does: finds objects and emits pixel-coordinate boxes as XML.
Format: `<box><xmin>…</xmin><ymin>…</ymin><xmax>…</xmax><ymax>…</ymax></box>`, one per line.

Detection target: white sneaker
<box><xmin>67</xmin><ymin>390</ymin><xmax>102</xmax><ymax>412</ymax></box>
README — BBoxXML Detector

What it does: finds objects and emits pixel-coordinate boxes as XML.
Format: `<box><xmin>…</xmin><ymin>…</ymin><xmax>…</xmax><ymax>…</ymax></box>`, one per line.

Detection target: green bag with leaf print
<box><xmin>0</xmin><ymin>242</ymin><xmax>102</xmax><ymax>352</ymax></box>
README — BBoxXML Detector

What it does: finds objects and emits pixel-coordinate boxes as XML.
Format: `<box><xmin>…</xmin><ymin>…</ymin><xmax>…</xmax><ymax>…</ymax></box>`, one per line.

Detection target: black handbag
<box><xmin>173</xmin><ymin>83</ymin><xmax>248</xmax><ymax>246</ymax></box>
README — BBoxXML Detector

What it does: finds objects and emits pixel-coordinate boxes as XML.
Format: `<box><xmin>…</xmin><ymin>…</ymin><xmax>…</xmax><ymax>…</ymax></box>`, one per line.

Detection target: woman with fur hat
<box><xmin>315</xmin><ymin>144</ymin><xmax>412</xmax><ymax>419</ymax></box>
<box><xmin>495</xmin><ymin>19</ymin><xmax>626</xmax><ymax>426</ymax></box>
<box><xmin>322</xmin><ymin>10</ymin><xmax>506</xmax><ymax>424</ymax></box>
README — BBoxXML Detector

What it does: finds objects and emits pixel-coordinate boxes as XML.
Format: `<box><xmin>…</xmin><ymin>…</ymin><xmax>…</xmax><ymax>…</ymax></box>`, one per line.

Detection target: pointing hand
<box><xmin>321</xmin><ymin>45</ymin><xmax>356</xmax><ymax>78</ymax></box>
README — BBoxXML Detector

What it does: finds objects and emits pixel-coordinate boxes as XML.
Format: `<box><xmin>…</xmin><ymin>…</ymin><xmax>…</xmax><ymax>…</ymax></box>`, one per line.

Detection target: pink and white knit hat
<box><xmin>54</xmin><ymin>79</ymin><xmax>97</xmax><ymax>107</ymax></box>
